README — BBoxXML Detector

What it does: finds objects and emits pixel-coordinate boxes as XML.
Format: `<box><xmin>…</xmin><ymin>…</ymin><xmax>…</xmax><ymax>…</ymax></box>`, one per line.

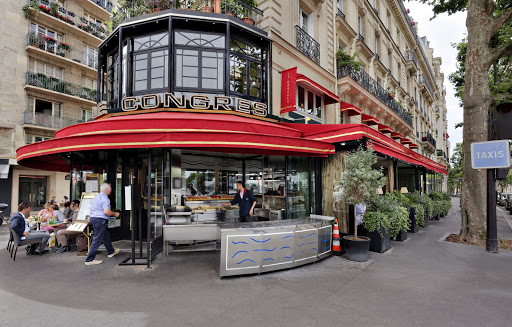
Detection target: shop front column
<box><xmin>387</xmin><ymin>159</ymin><xmax>395</xmax><ymax>192</ymax></box>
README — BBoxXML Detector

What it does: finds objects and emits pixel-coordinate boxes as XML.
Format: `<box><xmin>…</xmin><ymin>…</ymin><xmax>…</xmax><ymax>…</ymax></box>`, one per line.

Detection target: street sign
<box><xmin>471</xmin><ymin>140</ymin><xmax>511</xmax><ymax>169</ymax></box>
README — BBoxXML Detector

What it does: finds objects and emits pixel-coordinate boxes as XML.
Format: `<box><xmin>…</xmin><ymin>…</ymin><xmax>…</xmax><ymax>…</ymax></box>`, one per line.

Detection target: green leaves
<box><xmin>336</xmin><ymin>49</ymin><xmax>362</xmax><ymax>71</ymax></box>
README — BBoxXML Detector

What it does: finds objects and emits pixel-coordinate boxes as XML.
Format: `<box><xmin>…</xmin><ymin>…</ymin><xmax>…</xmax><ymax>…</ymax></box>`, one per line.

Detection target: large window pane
<box><xmin>307</xmin><ymin>89</ymin><xmax>314</xmax><ymax>115</ymax></box>
<box><xmin>134</xmin><ymin>32</ymin><xmax>168</xmax><ymax>51</ymax></box>
<box><xmin>297</xmin><ymin>86</ymin><xmax>305</xmax><ymax>111</ymax></box>
<box><xmin>133</xmin><ymin>53</ymin><xmax>148</xmax><ymax>91</ymax></box>
<box><xmin>230</xmin><ymin>39</ymin><xmax>261</xmax><ymax>60</ymax></box>
<box><xmin>249</xmin><ymin>61</ymin><xmax>261</xmax><ymax>97</ymax></box>
<box><xmin>150</xmin><ymin>50</ymin><xmax>168</xmax><ymax>89</ymax></box>
<box><xmin>287</xmin><ymin>156</ymin><xmax>309</xmax><ymax>219</ymax></box>
<box><xmin>315</xmin><ymin>94</ymin><xmax>322</xmax><ymax>119</ymax></box>
<box><xmin>202</xmin><ymin>51</ymin><xmax>224</xmax><ymax>90</ymax></box>
<box><xmin>176</xmin><ymin>49</ymin><xmax>199</xmax><ymax>88</ymax></box>
<box><xmin>175</xmin><ymin>31</ymin><xmax>225</xmax><ymax>48</ymax></box>
<box><xmin>230</xmin><ymin>55</ymin><xmax>247</xmax><ymax>94</ymax></box>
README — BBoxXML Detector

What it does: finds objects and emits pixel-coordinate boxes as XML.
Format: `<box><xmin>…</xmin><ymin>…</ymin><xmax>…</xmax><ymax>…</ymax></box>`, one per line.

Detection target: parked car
<box><xmin>498</xmin><ymin>193</ymin><xmax>510</xmax><ymax>206</ymax></box>
<box><xmin>505</xmin><ymin>194</ymin><xmax>512</xmax><ymax>214</ymax></box>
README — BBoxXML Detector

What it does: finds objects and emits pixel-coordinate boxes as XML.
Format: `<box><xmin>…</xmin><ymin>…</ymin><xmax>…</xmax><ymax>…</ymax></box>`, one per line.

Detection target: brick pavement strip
<box><xmin>0</xmin><ymin>197</ymin><xmax>511</xmax><ymax>327</ymax></box>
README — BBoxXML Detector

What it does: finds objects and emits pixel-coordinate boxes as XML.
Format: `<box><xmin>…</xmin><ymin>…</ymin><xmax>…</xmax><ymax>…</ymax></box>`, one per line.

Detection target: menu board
<box><xmin>77</xmin><ymin>193</ymin><xmax>97</xmax><ymax>221</ymax></box>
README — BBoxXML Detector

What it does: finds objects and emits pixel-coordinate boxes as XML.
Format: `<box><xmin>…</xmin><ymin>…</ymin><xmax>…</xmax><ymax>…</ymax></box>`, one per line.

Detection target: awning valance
<box><xmin>17</xmin><ymin>112</ymin><xmax>335</xmax><ymax>172</ymax></box>
<box><xmin>409</xmin><ymin>143</ymin><xmax>419</xmax><ymax>149</ymax></box>
<box><xmin>377</xmin><ymin>124</ymin><xmax>393</xmax><ymax>134</ymax></box>
<box><xmin>391</xmin><ymin>132</ymin><xmax>403</xmax><ymax>139</ymax></box>
<box><xmin>340</xmin><ymin>102</ymin><xmax>362</xmax><ymax>116</ymax></box>
<box><xmin>400</xmin><ymin>138</ymin><xmax>412</xmax><ymax>144</ymax></box>
<box><xmin>296</xmin><ymin>74</ymin><xmax>339</xmax><ymax>105</ymax></box>
<box><xmin>361</xmin><ymin>114</ymin><xmax>379</xmax><ymax>125</ymax></box>
<box><xmin>279</xmin><ymin>122</ymin><xmax>448</xmax><ymax>175</ymax></box>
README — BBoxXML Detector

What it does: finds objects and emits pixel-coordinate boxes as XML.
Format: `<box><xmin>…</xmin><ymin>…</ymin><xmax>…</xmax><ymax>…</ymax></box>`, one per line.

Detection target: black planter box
<box><xmin>369</xmin><ymin>226</ymin><xmax>390</xmax><ymax>253</ymax></box>
<box><xmin>424</xmin><ymin>213</ymin><xmax>429</xmax><ymax>227</ymax></box>
<box><xmin>394</xmin><ymin>229</ymin><xmax>407</xmax><ymax>242</ymax></box>
<box><xmin>408</xmin><ymin>207</ymin><xmax>418</xmax><ymax>233</ymax></box>
<box><xmin>435</xmin><ymin>213</ymin><xmax>440</xmax><ymax>220</ymax></box>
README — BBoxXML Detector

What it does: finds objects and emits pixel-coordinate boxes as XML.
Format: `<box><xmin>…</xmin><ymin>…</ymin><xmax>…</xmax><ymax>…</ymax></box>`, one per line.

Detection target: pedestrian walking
<box><xmin>85</xmin><ymin>183</ymin><xmax>120</xmax><ymax>265</ymax></box>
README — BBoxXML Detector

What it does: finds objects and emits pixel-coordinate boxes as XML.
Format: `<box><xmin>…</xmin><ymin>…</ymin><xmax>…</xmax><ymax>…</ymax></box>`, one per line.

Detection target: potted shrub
<box><xmin>339</xmin><ymin>144</ymin><xmax>387</xmax><ymax>262</ymax></box>
<box><xmin>388</xmin><ymin>200</ymin><xmax>410</xmax><ymax>242</ymax></box>
<box><xmin>406</xmin><ymin>191</ymin><xmax>428</xmax><ymax>227</ymax></box>
<box><xmin>336</xmin><ymin>49</ymin><xmax>362</xmax><ymax>71</ymax></box>
<box><xmin>241</xmin><ymin>0</ymin><xmax>258</xmax><ymax>25</ymax></box>
<box><xmin>364</xmin><ymin>195</ymin><xmax>391</xmax><ymax>252</ymax></box>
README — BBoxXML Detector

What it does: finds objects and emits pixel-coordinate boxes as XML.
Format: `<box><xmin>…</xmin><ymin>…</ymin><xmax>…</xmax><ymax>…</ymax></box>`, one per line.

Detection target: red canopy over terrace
<box><xmin>16</xmin><ymin>112</ymin><xmax>335</xmax><ymax>172</ymax></box>
<box><xmin>280</xmin><ymin>123</ymin><xmax>448</xmax><ymax>175</ymax></box>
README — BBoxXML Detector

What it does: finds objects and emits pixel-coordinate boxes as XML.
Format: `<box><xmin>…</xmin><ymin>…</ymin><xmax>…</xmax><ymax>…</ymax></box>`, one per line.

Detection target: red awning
<box><xmin>340</xmin><ymin>102</ymin><xmax>362</xmax><ymax>116</ymax></box>
<box><xmin>361</xmin><ymin>114</ymin><xmax>379</xmax><ymax>125</ymax></box>
<box><xmin>296</xmin><ymin>74</ymin><xmax>339</xmax><ymax>105</ymax></box>
<box><xmin>409</xmin><ymin>143</ymin><xmax>419</xmax><ymax>149</ymax></box>
<box><xmin>400</xmin><ymin>138</ymin><xmax>412</xmax><ymax>144</ymax></box>
<box><xmin>446</xmin><ymin>133</ymin><xmax>450</xmax><ymax>139</ymax></box>
<box><xmin>391</xmin><ymin>132</ymin><xmax>403</xmax><ymax>139</ymax></box>
<box><xmin>17</xmin><ymin>112</ymin><xmax>335</xmax><ymax>172</ymax></box>
<box><xmin>280</xmin><ymin>122</ymin><xmax>448</xmax><ymax>175</ymax></box>
<box><xmin>378</xmin><ymin>124</ymin><xmax>393</xmax><ymax>134</ymax></box>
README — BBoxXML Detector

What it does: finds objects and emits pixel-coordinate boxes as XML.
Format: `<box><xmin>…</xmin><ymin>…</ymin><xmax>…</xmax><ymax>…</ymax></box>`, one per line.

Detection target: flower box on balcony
<box><xmin>388</xmin><ymin>92</ymin><xmax>394</xmax><ymax>99</ymax></box>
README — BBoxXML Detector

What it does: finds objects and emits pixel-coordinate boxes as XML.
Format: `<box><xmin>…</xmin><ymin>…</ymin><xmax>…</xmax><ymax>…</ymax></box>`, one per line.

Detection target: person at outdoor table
<box><xmin>55</xmin><ymin>199</ymin><xmax>81</xmax><ymax>254</ymax></box>
<box><xmin>40</xmin><ymin>204</ymin><xmax>67</xmax><ymax>234</ymax></box>
<box><xmin>62</xmin><ymin>201</ymin><xmax>71</xmax><ymax>219</ymax></box>
<box><xmin>228</xmin><ymin>181</ymin><xmax>257</xmax><ymax>223</ymax></box>
<box><xmin>50</xmin><ymin>196</ymin><xmax>57</xmax><ymax>204</ymax></box>
<box><xmin>37</xmin><ymin>202</ymin><xmax>52</xmax><ymax>221</ymax></box>
<box><xmin>9</xmin><ymin>202</ymin><xmax>50</xmax><ymax>254</ymax></box>
<box><xmin>85</xmin><ymin>183</ymin><xmax>121</xmax><ymax>265</ymax></box>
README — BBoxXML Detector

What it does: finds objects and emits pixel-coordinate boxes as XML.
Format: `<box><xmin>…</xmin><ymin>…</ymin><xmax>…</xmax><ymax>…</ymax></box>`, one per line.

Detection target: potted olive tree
<box><xmin>339</xmin><ymin>144</ymin><xmax>387</xmax><ymax>262</ymax></box>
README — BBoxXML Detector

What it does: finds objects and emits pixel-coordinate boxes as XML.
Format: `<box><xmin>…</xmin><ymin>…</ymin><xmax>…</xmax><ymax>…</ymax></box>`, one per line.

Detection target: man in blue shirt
<box><xmin>230</xmin><ymin>181</ymin><xmax>257</xmax><ymax>222</ymax></box>
<box><xmin>85</xmin><ymin>183</ymin><xmax>121</xmax><ymax>265</ymax></box>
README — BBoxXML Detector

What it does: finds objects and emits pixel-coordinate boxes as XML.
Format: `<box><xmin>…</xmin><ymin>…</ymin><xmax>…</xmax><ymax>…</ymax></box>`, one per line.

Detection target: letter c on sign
<box><xmin>122</xmin><ymin>97</ymin><xmax>139</xmax><ymax>111</ymax></box>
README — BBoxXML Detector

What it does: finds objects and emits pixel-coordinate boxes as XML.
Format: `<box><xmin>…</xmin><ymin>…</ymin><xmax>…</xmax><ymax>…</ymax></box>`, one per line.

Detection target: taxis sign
<box><xmin>471</xmin><ymin>140</ymin><xmax>511</xmax><ymax>169</ymax></box>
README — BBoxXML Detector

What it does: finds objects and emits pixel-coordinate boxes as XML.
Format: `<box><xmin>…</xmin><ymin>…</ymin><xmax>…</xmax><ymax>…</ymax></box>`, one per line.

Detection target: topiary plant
<box><xmin>339</xmin><ymin>143</ymin><xmax>387</xmax><ymax>239</ymax></box>
<box><xmin>336</xmin><ymin>49</ymin><xmax>362</xmax><ymax>71</ymax></box>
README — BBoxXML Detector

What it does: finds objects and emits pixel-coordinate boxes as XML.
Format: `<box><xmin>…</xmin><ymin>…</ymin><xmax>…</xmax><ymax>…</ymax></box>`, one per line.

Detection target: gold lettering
<box><xmin>235</xmin><ymin>98</ymin><xmax>251</xmax><ymax>114</ymax></box>
<box><xmin>141</xmin><ymin>94</ymin><xmax>161</xmax><ymax>109</ymax></box>
<box><xmin>163</xmin><ymin>93</ymin><xmax>186</xmax><ymax>108</ymax></box>
<box><xmin>190</xmin><ymin>95</ymin><xmax>210</xmax><ymax>109</ymax></box>
<box><xmin>251</xmin><ymin>102</ymin><xmax>268</xmax><ymax>117</ymax></box>
<box><xmin>213</xmin><ymin>96</ymin><xmax>233</xmax><ymax>111</ymax></box>
<box><xmin>122</xmin><ymin>97</ymin><xmax>139</xmax><ymax>111</ymax></box>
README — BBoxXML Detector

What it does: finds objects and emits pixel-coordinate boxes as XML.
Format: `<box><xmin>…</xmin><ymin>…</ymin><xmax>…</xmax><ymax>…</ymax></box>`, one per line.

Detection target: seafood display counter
<box><xmin>216</xmin><ymin>218</ymin><xmax>333</xmax><ymax>277</ymax></box>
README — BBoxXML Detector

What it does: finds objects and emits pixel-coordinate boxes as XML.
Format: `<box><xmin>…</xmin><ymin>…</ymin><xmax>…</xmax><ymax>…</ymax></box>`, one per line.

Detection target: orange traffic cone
<box><xmin>332</xmin><ymin>218</ymin><xmax>342</xmax><ymax>255</ymax></box>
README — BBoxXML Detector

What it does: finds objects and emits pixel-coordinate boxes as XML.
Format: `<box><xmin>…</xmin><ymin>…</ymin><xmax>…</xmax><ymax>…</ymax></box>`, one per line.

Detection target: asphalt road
<box><xmin>1</xmin><ymin>198</ymin><xmax>511</xmax><ymax>327</ymax></box>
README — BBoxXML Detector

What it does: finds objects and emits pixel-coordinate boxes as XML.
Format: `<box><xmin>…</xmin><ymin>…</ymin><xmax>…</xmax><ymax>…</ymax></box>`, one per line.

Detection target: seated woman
<box><xmin>41</xmin><ymin>204</ymin><xmax>67</xmax><ymax>234</ymax></box>
<box><xmin>37</xmin><ymin>202</ymin><xmax>52</xmax><ymax>221</ymax></box>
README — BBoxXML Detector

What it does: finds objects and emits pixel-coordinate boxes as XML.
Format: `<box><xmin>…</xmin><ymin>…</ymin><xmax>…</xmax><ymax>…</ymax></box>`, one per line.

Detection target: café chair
<box><xmin>7</xmin><ymin>223</ymin><xmax>43</xmax><ymax>261</ymax></box>
<box><xmin>6</xmin><ymin>220</ymin><xmax>13</xmax><ymax>253</ymax></box>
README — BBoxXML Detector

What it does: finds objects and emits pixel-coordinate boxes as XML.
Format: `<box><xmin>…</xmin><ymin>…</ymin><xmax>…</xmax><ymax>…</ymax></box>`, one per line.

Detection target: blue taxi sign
<box><xmin>471</xmin><ymin>140</ymin><xmax>511</xmax><ymax>169</ymax></box>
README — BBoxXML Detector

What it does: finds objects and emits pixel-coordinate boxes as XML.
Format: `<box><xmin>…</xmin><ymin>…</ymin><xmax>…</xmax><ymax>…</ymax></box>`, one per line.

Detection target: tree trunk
<box><xmin>460</xmin><ymin>0</ymin><xmax>495</xmax><ymax>242</ymax></box>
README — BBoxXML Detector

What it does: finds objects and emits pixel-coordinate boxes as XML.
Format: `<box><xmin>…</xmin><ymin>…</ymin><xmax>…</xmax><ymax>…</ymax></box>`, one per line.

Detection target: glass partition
<box><xmin>287</xmin><ymin>157</ymin><xmax>310</xmax><ymax>219</ymax></box>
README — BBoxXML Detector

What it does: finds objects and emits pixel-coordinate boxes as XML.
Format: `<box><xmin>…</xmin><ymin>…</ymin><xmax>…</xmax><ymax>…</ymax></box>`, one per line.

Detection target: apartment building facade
<box><xmin>0</xmin><ymin>0</ymin><xmax>115</xmax><ymax>214</ymax></box>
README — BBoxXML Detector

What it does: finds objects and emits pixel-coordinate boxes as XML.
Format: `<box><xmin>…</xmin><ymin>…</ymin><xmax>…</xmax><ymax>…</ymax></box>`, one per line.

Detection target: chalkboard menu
<box><xmin>77</xmin><ymin>193</ymin><xmax>97</xmax><ymax>221</ymax></box>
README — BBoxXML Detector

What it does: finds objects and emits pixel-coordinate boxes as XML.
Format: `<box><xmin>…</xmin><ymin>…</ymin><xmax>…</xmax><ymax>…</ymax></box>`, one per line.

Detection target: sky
<box><xmin>405</xmin><ymin>1</ymin><xmax>466</xmax><ymax>159</ymax></box>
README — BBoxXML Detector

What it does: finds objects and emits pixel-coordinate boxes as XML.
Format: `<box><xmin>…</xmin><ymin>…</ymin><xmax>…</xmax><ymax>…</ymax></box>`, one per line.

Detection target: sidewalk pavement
<box><xmin>0</xmin><ymin>197</ymin><xmax>511</xmax><ymax>327</ymax></box>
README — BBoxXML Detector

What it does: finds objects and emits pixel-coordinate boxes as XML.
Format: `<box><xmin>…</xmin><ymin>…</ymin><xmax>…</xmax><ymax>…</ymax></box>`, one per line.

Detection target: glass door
<box><xmin>19</xmin><ymin>176</ymin><xmax>47</xmax><ymax>211</ymax></box>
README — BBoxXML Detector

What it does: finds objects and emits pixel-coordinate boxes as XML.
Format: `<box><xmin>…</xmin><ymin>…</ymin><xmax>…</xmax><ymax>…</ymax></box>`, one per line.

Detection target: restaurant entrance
<box><xmin>18</xmin><ymin>176</ymin><xmax>47</xmax><ymax>211</ymax></box>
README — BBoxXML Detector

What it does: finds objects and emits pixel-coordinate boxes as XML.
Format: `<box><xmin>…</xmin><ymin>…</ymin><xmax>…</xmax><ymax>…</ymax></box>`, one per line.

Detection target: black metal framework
<box><xmin>230</xmin><ymin>38</ymin><xmax>265</xmax><ymax>101</ymax></box>
<box><xmin>98</xmin><ymin>15</ymin><xmax>270</xmax><ymax>109</ymax></box>
<box><xmin>336</xmin><ymin>8</ymin><xmax>346</xmax><ymax>20</ymax></box>
<box><xmin>420</xmin><ymin>74</ymin><xmax>435</xmax><ymax>99</ymax></box>
<box><xmin>422</xmin><ymin>132</ymin><xmax>437</xmax><ymax>148</ymax></box>
<box><xmin>404</xmin><ymin>50</ymin><xmax>418</xmax><ymax>67</ymax></box>
<box><xmin>295</xmin><ymin>25</ymin><xmax>320</xmax><ymax>64</ymax></box>
<box><xmin>337</xmin><ymin>65</ymin><xmax>413</xmax><ymax>126</ymax></box>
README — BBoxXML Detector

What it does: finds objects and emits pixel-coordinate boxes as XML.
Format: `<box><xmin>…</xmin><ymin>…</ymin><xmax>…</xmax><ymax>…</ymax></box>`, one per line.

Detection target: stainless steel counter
<box><xmin>216</xmin><ymin>218</ymin><xmax>332</xmax><ymax>277</ymax></box>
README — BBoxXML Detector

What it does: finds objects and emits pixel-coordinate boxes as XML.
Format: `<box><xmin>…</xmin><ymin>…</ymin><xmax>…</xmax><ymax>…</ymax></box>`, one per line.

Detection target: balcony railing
<box><xmin>337</xmin><ymin>65</ymin><xmax>413</xmax><ymax>126</ymax></box>
<box><xmin>114</xmin><ymin>0</ymin><xmax>264</xmax><ymax>30</ymax></box>
<box><xmin>336</xmin><ymin>8</ymin><xmax>345</xmax><ymax>20</ymax></box>
<box><xmin>89</xmin><ymin>0</ymin><xmax>114</xmax><ymax>13</ymax></box>
<box><xmin>420</xmin><ymin>74</ymin><xmax>435</xmax><ymax>99</ymax></box>
<box><xmin>24</xmin><ymin>111</ymin><xmax>83</xmax><ymax>129</ymax></box>
<box><xmin>296</xmin><ymin>25</ymin><xmax>320</xmax><ymax>64</ymax></box>
<box><xmin>27</xmin><ymin>33</ymin><xmax>98</xmax><ymax>70</ymax></box>
<box><xmin>357</xmin><ymin>33</ymin><xmax>365</xmax><ymax>41</ymax></box>
<box><xmin>404</xmin><ymin>50</ymin><xmax>417</xmax><ymax>66</ymax></box>
<box><xmin>422</xmin><ymin>132</ymin><xmax>437</xmax><ymax>148</ymax></box>
<box><xmin>26</xmin><ymin>72</ymin><xmax>97</xmax><ymax>102</ymax></box>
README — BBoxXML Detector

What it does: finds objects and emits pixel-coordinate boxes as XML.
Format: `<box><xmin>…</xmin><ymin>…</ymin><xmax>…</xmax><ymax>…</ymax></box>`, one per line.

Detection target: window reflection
<box><xmin>230</xmin><ymin>39</ymin><xmax>263</xmax><ymax>99</ymax></box>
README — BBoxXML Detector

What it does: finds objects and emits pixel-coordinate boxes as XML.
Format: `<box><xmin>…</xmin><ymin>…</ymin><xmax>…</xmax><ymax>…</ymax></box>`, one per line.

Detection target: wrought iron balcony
<box><xmin>337</xmin><ymin>65</ymin><xmax>413</xmax><ymax>126</ymax></box>
<box><xmin>357</xmin><ymin>33</ymin><xmax>365</xmax><ymax>41</ymax></box>
<box><xmin>420</xmin><ymin>74</ymin><xmax>435</xmax><ymax>99</ymax></box>
<box><xmin>296</xmin><ymin>25</ymin><xmax>320</xmax><ymax>64</ymax></box>
<box><xmin>404</xmin><ymin>50</ymin><xmax>417</xmax><ymax>66</ymax></box>
<box><xmin>27</xmin><ymin>33</ymin><xmax>98</xmax><ymax>70</ymax></box>
<box><xmin>26</xmin><ymin>72</ymin><xmax>97</xmax><ymax>102</ymax></box>
<box><xmin>115</xmin><ymin>0</ymin><xmax>264</xmax><ymax>29</ymax></box>
<box><xmin>422</xmin><ymin>132</ymin><xmax>437</xmax><ymax>148</ymax></box>
<box><xmin>24</xmin><ymin>111</ymin><xmax>83</xmax><ymax>130</ymax></box>
<box><xmin>89</xmin><ymin>0</ymin><xmax>114</xmax><ymax>13</ymax></box>
<box><xmin>337</xmin><ymin>8</ymin><xmax>345</xmax><ymax>20</ymax></box>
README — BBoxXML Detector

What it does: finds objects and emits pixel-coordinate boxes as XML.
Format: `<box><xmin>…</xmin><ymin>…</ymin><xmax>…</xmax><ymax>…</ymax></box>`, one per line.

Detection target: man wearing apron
<box><xmin>230</xmin><ymin>181</ymin><xmax>257</xmax><ymax>222</ymax></box>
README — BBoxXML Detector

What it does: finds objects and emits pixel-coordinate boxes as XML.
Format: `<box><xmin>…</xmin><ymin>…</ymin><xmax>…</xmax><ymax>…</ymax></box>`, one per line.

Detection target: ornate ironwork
<box><xmin>26</xmin><ymin>72</ymin><xmax>97</xmax><ymax>102</ymax></box>
<box><xmin>420</xmin><ymin>74</ymin><xmax>435</xmax><ymax>99</ymax></box>
<box><xmin>296</xmin><ymin>25</ymin><xmax>320</xmax><ymax>64</ymax></box>
<box><xmin>404</xmin><ymin>50</ymin><xmax>417</xmax><ymax>66</ymax></box>
<box><xmin>337</xmin><ymin>65</ymin><xmax>413</xmax><ymax>126</ymax></box>
<box><xmin>358</xmin><ymin>33</ymin><xmax>364</xmax><ymax>41</ymax></box>
<box><xmin>336</xmin><ymin>8</ymin><xmax>345</xmax><ymax>20</ymax></box>
<box><xmin>422</xmin><ymin>132</ymin><xmax>437</xmax><ymax>148</ymax></box>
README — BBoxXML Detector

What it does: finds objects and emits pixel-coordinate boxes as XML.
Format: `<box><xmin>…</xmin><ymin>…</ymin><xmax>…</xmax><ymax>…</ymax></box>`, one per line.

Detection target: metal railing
<box><xmin>357</xmin><ymin>33</ymin><xmax>365</xmax><ymax>41</ymax></box>
<box><xmin>296</xmin><ymin>25</ymin><xmax>320</xmax><ymax>64</ymax></box>
<box><xmin>404</xmin><ymin>50</ymin><xmax>417</xmax><ymax>66</ymax></box>
<box><xmin>89</xmin><ymin>0</ymin><xmax>114</xmax><ymax>13</ymax></box>
<box><xmin>24</xmin><ymin>111</ymin><xmax>83</xmax><ymax>129</ymax></box>
<box><xmin>115</xmin><ymin>0</ymin><xmax>264</xmax><ymax>29</ymax></box>
<box><xmin>336</xmin><ymin>8</ymin><xmax>345</xmax><ymax>20</ymax></box>
<box><xmin>26</xmin><ymin>72</ymin><xmax>97</xmax><ymax>102</ymax></box>
<box><xmin>27</xmin><ymin>33</ymin><xmax>98</xmax><ymax>69</ymax></box>
<box><xmin>337</xmin><ymin>65</ymin><xmax>413</xmax><ymax>126</ymax></box>
<box><xmin>420</xmin><ymin>74</ymin><xmax>435</xmax><ymax>99</ymax></box>
<box><xmin>422</xmin><ymin>132</ymin><xmax>437</xmax><ymax>148</ymax></box>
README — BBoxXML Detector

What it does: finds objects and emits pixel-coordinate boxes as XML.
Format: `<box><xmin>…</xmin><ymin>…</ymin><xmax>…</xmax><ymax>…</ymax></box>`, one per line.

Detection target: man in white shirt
<box><xmin>9</xmin><ymin>202</ymin><xmax>51</xmax><ymax>254</ymax></box>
